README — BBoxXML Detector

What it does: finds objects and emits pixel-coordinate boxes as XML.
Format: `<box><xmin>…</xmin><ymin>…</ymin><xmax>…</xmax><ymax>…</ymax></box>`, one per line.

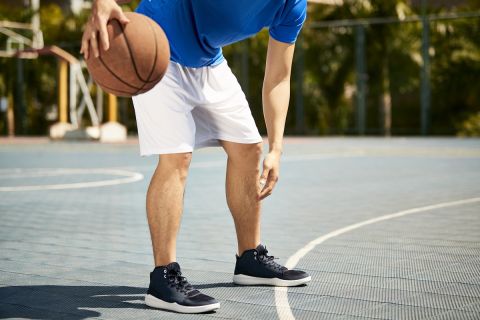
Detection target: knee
<box><xmin>229</xmin><ymin>142</ymin><xmax>263</xmax><ymax>163</ymax></box>
<box><xmin>250</xmin><ymin>143</ymin><xmax>263</xmax><ymax>160</ymax></box>
<box><xmin>158</xmin><ymin>152</ymin><xmax>192</xmax><ymax>180</ymax></box>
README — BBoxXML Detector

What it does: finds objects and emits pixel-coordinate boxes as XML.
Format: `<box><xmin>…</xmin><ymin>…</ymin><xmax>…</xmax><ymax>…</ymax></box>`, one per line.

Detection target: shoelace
<box><xmin>257</xmin><ymin>247</ymin><xmax>287</xmax><ymax>271</ymax></box>
<box><xmin>167</xmin><ymin>270</ymin><xmax>195</xmax><ymax>294</ymax></box>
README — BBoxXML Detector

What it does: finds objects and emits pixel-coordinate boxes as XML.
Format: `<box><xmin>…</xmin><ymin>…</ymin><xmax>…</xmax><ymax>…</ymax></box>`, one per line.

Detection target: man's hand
<box><xmin>80</xmin><ymin>0</ymin><xmax>130</xmax><ymax>59</ymax></box>
<box><xmin>258</xmin><ymin>150</ymin><xmax>281</xmax><ymax>200</ymax></box>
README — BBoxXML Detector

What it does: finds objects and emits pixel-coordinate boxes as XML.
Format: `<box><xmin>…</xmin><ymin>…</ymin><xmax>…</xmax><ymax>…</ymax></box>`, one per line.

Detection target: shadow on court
<box><xmin>0</xmin><ymin>284</ymin><xmax>235</xmax><ymax>319</ymax></box>
<box><xmin>0</xmin><ymin>285</ymin><xmax>146</xmax><ymax>319</ymax></box>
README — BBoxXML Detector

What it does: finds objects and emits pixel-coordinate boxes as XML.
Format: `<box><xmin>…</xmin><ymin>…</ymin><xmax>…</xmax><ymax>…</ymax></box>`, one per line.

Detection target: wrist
<box><xmin>269</xmin><ymin>145</ymin><xmax>283</xmax><ymax>155</ymax></box>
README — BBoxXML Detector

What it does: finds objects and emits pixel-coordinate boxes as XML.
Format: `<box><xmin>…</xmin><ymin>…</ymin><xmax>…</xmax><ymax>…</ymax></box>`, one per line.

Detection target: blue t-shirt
<box><xmin>135</xmin><ymin>0</ymin><xmax>307</xmax><ymax>67</ymax></box>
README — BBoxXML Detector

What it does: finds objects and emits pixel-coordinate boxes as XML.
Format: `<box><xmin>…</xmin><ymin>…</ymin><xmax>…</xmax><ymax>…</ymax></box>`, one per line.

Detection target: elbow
<box><xmin>264</xmin><ymin>70</ymin><xmax>291</xmax><ymax>88</ymax></box>
<box><xmin>263</xmin><ymin>76</ymin><xmax>291</xmax><ymax>92</ymax></box>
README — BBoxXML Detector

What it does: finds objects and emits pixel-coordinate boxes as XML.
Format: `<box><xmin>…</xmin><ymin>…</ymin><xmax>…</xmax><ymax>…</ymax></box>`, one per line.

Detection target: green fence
<box><xmin>294</xmin><ymin>11</ymin><xmax>480</xmax><ymax>135</ymax></box>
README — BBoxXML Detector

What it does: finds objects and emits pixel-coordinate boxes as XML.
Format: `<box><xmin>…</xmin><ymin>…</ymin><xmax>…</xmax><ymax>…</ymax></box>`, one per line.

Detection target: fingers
<box><xmin>97</xmin><ymin>17</ymin><xmax>110</xmax><ymax>51</ymax></box>
<box><xmin>80</xmin><ymin>34</ymin><xmax>89</xmax><ymax>59</ymax></box>
<box><xmin>97</xmin><ymin>7</ymin><xmax>130</xmax><ymax>52</ymax></box>
<box><xmin>80</xmin><ymin>19</ymin><xmax>99</xmax><ymax>59</ymax></box>
<box><xmin>81</xmin><ymin>2</ymin><xmax>126</xmax><ymax>59</ymax></box>
<box><xmin>259</xmin><ymin>167</ymin><xmax>268</xmax><ymax>189</ymax></box>
<box><xmin>258</xmin><ymin>169</ymin><xmax>279</xmax><ymax>200</ymax></box>
<box><xmin>113</xmin><ymin>8</ymin><xmax>130</xmax><ymax>25</ymax></box>
<box><xmin>90</xmin><ymin>31</ymin><xmax>100</xmax><ymax>58</ymax></box>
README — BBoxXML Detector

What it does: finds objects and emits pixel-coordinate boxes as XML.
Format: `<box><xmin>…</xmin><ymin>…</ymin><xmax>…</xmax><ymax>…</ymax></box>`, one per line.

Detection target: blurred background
<box><xmin>0</xmin><ymin>0</ymin><xmax>479</xmax><ymax>139</ymax></box>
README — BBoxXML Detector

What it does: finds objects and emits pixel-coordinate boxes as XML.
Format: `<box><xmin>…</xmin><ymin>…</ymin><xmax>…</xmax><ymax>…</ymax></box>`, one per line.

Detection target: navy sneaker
<box><xmin>233</xmin><ymin>244</ymin><xmax>311</xmax><ymax>286</ymax></box>
<box><xmin>145</xmin><ymin>262</ymin><xmax>220</xmax><ymax>313</ymax></box>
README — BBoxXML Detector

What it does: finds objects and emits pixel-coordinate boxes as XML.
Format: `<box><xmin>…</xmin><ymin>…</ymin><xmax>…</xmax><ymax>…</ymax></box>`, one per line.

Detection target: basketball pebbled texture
<box><xmin>86</xmin><ymin>12</ymin><xmax>170</xmax><ymax>97</ymax></box>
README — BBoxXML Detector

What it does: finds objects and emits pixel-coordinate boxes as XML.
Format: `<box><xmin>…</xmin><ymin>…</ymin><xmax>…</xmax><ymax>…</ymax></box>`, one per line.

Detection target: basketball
<box><xmin>85</xmin><ymin>12</ymin><xmax>170</xmax><ymax>97</ymax></box>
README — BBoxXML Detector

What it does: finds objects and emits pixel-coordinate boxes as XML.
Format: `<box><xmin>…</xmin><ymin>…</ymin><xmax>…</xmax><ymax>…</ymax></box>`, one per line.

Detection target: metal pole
<box><xmin>295</xmin><ymin>35</ymin><xmax>305</xmax><ymax>134</ymax></box>
<box><xmin>7</xmin><ymin>92</ymin><xmax>14</xmax><ymax>137</ymax></box>
<box><xmin>58</xmin><ymin>60</ymin><xmax>68</xmax><ymax>123</ymax></box>
<box><xmin>15</xmin><ymin>58</ymin><xmax>25</xmax><ymax>134</ymax></box>
<box><xmin>355</xmin><ymin>25</ymin><xmax>367</xmax><ymax>135</ymax></box>
<box><xmin>108</xmin><ymin>93</ymin><xmax>118</xmax><ymax>123</ymax></box>
<box><xmin>96</xmin><ymin>86</ymin><xmax>104</xmax><ymax>123</ymax></box>
<box><xmin>420</xmin><ymin>0</ymin><xmax>431</xmax><ymax>135</ymax></box>
<box><xmin>31</xmin><ymin>0</ymin><xmax>41</xmax><ymax>47</ymax></box>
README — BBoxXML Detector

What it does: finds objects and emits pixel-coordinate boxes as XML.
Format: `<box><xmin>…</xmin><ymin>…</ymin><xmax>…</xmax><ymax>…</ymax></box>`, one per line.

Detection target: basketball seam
<box><xmin>98</xmin><ymin>54</ymin><xmax>143</xmax><ymax>90</ymax></box>
<box><xmin>144</xmin><ymin>20</ymin><xmax>159</xmax><ymax>83</ymax></box>
<box><xmin>96</xmin><ymin>81</ymin><xmax>139</xmax><ymax>96</ymax></box>
<box><xmin>144</xmin><ymin>19</ymin><xmax>167</xmax><ymax>84</ymax></box>
<box><xmin>117</xmin><ymin>19</ymin><xmax>157</xmax><ymax>84</ymax></box>
<box><xmin>132</xmin><ymin>19</ymin><xmax>161</xmax><ymax>95</ymax></box>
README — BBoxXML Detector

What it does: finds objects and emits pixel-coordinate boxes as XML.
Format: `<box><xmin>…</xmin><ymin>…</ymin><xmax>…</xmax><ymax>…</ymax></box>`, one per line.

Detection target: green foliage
<box><xmin>279</xmin><ymin>0</ymin><xmax>480</xmax><ymax>135</ymax></box>
<box><xmin>0</xmin><ymin>1</ymin><xmax>479</xmax><ymax>136</ymax></box>
<box><xmin>430</xmin><ymin>16</ymin><xmax>480</xmax><ymax>134</ymax></box>
<box><xmin>457</xmin><ymin>112</ymin><xmax>480</xmax><ymax>136</ymax></box>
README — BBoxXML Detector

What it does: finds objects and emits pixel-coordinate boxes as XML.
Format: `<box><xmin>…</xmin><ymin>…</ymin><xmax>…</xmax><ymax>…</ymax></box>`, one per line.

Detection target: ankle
<box><xmin>238</xmin><ymin>243</ymin><xmax>260</xmax><ymax>256</ymax></box>
<box><xmin>154</xmin><ymin>257</ymin><xmax>176</xmax><ymax>267</ymax></box>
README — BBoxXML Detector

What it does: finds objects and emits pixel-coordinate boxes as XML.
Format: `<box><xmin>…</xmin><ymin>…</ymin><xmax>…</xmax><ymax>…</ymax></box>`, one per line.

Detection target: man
<box><xmin>81</xmin><ymin>0</ymin><xmax>310</xmax><ymax>314</ymax></box>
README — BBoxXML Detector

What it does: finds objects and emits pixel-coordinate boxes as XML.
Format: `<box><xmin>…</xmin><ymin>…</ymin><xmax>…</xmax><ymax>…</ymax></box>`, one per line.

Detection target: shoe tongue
<box><xmin>255</xmin><ymin>244</ymin><xmax>267</xmax><ymax>255</ymax></box>
<box><xmin>165</xmin><ymin>262</ymin><xmax>181</xmax><ymax>273</ymax></box>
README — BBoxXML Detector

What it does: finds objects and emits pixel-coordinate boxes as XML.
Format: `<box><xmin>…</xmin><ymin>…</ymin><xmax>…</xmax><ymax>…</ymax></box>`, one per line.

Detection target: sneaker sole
<box><xmin>145</xmin><ymin>294</ymin><xmax>220</xmax><ymax>314</ymax></box>
<box><xmin>233</xmin><ymin>274</ymin><xmax>311</xmax><ymax>287</ymax></box>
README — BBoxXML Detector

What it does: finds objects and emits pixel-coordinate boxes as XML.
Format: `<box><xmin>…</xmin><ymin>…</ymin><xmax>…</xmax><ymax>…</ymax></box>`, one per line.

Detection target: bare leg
<box><xmin>146</xmin><ymin>153</ymin><xmax>192</xmax><ymax>266</ymax></box>
<box><xmin>221</xmin><ymin>141</ymin><xmax>263</xmax><ymax>255</ymax></box>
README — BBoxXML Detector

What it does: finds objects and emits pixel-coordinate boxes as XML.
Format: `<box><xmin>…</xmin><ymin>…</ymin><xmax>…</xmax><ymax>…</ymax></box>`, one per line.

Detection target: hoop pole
<box><xmin>108</xmin><ymin>93</ymin><xmax>118</xmax><ymax>123</ymax></box>
<box><xmin>420</xmin><ymin>0</ymin><xmax>431</xmax><ymax>135</ymax></box>
<box><xmin>7</xmin><ymin>93</ymin><xmax>14</xmax><ymax>137</ymax></box>
<box><xmin>58</xmin><ymin>60</ymin><xmax>68</xmax><ymax>123</ymax></box>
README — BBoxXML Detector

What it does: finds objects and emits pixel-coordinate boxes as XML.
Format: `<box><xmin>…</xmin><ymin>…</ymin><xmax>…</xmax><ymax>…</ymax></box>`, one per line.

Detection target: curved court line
<box><xmin>274</xmin><ymin>196</ymin><xmax>480</xmax><ymax>320</ymax></box>
<box><xmin>0</xmin><ymin>168</ymin><xmax>143</xmax><ymax>191</ymax></box>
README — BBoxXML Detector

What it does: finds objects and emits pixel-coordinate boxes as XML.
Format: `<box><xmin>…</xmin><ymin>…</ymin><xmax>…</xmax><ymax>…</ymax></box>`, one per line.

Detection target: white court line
<box><xmin>274</xmin><ymin>196</ymin><xmax>480</xmax><ymax>320</ymax></box>
<box><xmin>0</xmin><ymin>153</ymin><xmax>361</xmax><ymax>190</ymax></box>
<box><xmin>0</xmin><ymin>168</ymin><xmax>144</xmax><ymax>191</ymax></box>
<box><xmin>124</xmin><ymin>152</ymin><xmax>366</xmax><ymax>171</ymax></box>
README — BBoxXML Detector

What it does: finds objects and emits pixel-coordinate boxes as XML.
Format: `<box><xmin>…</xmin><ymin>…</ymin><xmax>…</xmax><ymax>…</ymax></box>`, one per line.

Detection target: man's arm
<box><xmin>258</xmin><ymin>37</ymin><xmax>296</xmax><ymax>200</ymax></box>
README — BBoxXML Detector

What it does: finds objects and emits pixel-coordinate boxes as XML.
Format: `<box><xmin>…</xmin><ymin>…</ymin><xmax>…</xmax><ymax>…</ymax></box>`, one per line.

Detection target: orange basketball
<box><xmin>86</xmin><ymin>12</ymin><xmax>170</xmax><ymax>97</ymax></box>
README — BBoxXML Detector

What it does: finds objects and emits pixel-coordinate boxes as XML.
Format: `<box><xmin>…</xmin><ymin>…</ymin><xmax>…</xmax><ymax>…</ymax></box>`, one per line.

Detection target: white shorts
<box><xmin>132</xmin><ymin>60</ymin><xmax>262</xmax><ymax>156</ymax></box>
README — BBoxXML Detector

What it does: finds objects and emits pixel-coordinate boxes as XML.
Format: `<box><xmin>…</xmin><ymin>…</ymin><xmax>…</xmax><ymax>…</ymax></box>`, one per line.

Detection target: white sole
<box><xmin>145</xmin><ymin>294</ymin><xmax>220</xmax><ymax>314</ymax></box>
<box><xmin>233</xmin><ymin>274</ymin><xmax>311</xmax><ymax>287</ymax></box>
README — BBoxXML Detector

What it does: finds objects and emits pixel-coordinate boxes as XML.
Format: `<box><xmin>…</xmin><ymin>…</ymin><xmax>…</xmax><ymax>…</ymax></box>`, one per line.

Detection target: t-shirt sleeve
<box><xmin>269</xmin><ymin>0</ymin><xmax>307</xmax><ymax>44</ymax></box>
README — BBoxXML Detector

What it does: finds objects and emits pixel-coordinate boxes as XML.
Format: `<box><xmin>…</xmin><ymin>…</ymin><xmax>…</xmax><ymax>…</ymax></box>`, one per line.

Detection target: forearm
<box><xmin>262</xmin><ymin>79</ymin><xmax>290</xmax><ymax>154</ymax></box>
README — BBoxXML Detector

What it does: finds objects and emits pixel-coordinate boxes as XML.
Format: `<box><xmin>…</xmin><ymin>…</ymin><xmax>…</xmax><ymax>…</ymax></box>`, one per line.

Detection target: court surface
<box><xmin>0</xmin><ymin>137</ymin><xmax>479</xmax><ymax>320</ymax></box>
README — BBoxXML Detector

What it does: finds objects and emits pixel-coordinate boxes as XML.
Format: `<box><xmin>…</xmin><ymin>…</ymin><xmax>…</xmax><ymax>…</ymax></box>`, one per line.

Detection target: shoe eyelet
<box><xmin>254</xmin><ymin>252</ymin><xmax>257</xmax><ymax>255</ymax></box>
<box><xmin>254</xmin><ymin>257</ymin><xmax>257</xmax><ymax>260</ymax></box>
<box><xmin>164</xmin><ymin>270</ymin><xmax>167</xmax><ymax>273</ymax></box>
<box><xmin>164</xmin><ymin>275</ymin><xmax>167</xmax><ymax>278</ymax></box>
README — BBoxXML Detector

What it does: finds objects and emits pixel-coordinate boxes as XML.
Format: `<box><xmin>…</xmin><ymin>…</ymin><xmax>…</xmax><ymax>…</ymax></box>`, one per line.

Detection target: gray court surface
<box><xmin>0</xmin><ymin>137</ymin><xmax>479</xmax><ymax>320</ymax></box>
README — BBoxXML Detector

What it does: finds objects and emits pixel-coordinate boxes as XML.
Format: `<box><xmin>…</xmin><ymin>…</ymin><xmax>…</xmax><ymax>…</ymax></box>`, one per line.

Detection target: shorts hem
<box><xmin>139</xmin><ymin>146</ymin><xmax>194</xmax><ymax>157</ymax></box>
<box><xmin>195</xmin><ymin>135</ymin><xmax>264</xmax><ymax>149</ymax></box>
